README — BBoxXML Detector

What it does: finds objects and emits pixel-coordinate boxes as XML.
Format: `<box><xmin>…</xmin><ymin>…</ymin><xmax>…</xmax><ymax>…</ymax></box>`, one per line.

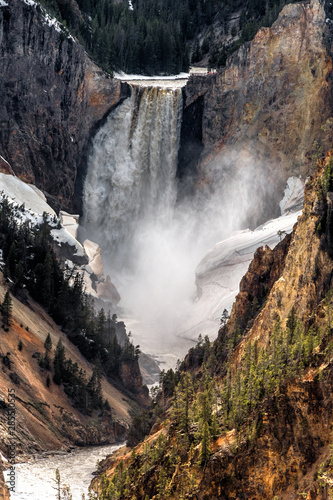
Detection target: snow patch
<box><xmin>0</xmin><ymin>1</ymin><xmax>8</xmax><ymax>7</ymax></box>
<box><xmin>115</xmin><ymin>72</ymin><xmax>189</xmax><ymax>88</ymax></box>
<box><xmin>51</xmin><ymin>228</ymin><xmax>85</xmax><ymax>257</ymax></box>
<box><xmin>176</xmin><ymin>210</ymin><xmax>301</xmax><ymax>344</ymax></box>
<box><xmin>0</xmin><ymin>173</ymin><xmax>120</xmax><ymax>304</ymax></box>
<box><xmin>0</xmin><ymin>173</ymin><xmax>55</xmax><ymax>217</ymax></box>
<box><xmin>279</xmin><ymin>176</ymin><xmax>305</xmax><ymax>215</ymax></box>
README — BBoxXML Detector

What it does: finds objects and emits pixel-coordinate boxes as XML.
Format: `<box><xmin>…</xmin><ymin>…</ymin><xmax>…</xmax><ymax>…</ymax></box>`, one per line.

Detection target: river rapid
<box><xmin>6</xmin><ymin>443</ymin><xmax>123</xmax><ymax>499</ymax></box>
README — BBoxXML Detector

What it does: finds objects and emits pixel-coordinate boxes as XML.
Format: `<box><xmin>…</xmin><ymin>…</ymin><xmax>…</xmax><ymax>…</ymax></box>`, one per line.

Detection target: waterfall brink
<box><xmin>83</xmin><ymin>85</ymin><xmax>183</xmax><ymax>269</ymax></box>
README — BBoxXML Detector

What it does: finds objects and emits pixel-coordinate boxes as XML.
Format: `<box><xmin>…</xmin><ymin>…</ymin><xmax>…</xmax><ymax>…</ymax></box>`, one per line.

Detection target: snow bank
<box><xmin>0</xmin><ymin>173</ymin><xmax>55</xmax><ymax>217</ymax></box>
<box><xmin>115</xmin><ymin>72</ymin><xmax>189</xmax><ymax>88</ymax></box>
<box><xmin>51</xmin><ymin>227</ymin><xmax>85</xmax><ymax>257</ymax></box>
<box><xmin>0</xmin><ymin>173</ymin><xmax>120</xmax><ymax>304</ymax></box>
<box><xmin>177</xmin><ymin>210</ymin><xmax>301</xmax><ymax>343</ymax></box>
<box><xmin>115</xmin><ymin>71</ymin><xmax>190</xmax><ymax>80</ymax></box>
<box><xmin>196</xmin><ymin>211</ymin><xmax>300</xmax><ymax>279</ymax></box>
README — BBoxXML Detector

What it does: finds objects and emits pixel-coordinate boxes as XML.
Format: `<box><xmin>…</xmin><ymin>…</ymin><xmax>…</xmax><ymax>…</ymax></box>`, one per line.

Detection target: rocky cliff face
<box><xmin>196</xmin><ymin>153</ymin><xmax>333</xmax><ymax>499</ymax></box>
<box><xmin>0</xmin><ymin>0</ymin><xmax>129</xmax><ymax>212</ymax></box>
<box><xmin>223</xmin><ymin>156</ymin><xmax>332</xmax><ymax>355</ymax></box>
<box><xmin>183</xmin><ymin>0</ymin><xmax>333</xmax><ymax>221</ymax></box>
<box><xmin>0</xmin><ymin>272</ymin><xmax>139</xmax><ymax>459</ymax></box>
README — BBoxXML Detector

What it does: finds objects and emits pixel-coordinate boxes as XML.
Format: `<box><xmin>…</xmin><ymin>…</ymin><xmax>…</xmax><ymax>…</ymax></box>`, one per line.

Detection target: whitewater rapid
<box><xmin>5</xmin><ymin>443</ymin><xmax>123</xmax><ymax>499</ymax></box>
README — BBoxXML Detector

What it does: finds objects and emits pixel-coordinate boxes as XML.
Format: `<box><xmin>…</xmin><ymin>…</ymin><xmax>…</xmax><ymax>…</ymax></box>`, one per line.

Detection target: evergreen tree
<box><xmin>44</xmin><ymin>332</ymin><xmax>52</xmax><ymax>352</ymax></box>
<box><xmin>1</xmin><ymin>290</ymin><xmax>12</xmax><ymax>327</ymax></box>
<box><xmin>200</xmin><ymin>420</ymin><xmax>211</xmax><ymax>465</ymax></box>
<box><xmin>53</xmin><ymin>339</ymin><xmax>66</xmax><ymax>384</ymax></box>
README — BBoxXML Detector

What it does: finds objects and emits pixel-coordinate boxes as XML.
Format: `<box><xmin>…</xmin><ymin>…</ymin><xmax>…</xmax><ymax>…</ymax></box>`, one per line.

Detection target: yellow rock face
<box><xmin>193</xmin><ymin>0</ymin><xmax>333</xmax><ymax>216</ymax></box>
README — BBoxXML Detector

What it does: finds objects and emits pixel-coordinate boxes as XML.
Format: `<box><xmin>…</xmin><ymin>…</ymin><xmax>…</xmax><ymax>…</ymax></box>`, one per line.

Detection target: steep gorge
<box><xmin>91</xmin><ymin>157</ymin><xmax>333</xmax><ymax>500</ymax></box>
<box><xmin>1</xmin><ymin>0</ymin><xmax>332</xmax><ymax>221</ymax></box>
<box><xmin>2</xmin><ymin>0</ymin><xmax>333</xmax><ymax>497</ymax></box>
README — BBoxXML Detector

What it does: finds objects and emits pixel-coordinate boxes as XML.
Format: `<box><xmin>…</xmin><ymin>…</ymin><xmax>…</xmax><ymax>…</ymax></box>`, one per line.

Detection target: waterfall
<box><xmin>82</xmin><ymin>80</ymin><xmax>271</xmax><ymax>363</ymax></box>
<box><xmin>83</xmin><ymin>85</ymin><xmax>183</xmax><ymax>269</ymax></box>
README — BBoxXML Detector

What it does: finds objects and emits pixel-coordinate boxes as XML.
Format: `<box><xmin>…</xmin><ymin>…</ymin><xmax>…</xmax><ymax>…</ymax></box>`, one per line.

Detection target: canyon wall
<box><xmin>0</xmin><ymin>0</ymin><xmax>129</xmax><ymax>212</ymax></box>
<box><xmin>184</xmin><ymin>0</ymin><xmax>333</xmax><ymax>221</ymax></box>
<box><xmin>0</xmin><ymin>459</ymin><xmax>9</xmax><ymax>500</ymax></box>
<box><xmin>1</xmin><ymin>0</ymin><xmax>332</xmax><ymax>220</ymax></box>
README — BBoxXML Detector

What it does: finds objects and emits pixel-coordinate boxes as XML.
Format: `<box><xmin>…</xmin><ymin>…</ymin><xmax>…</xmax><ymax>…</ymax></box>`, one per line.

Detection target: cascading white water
<box><xmin>83</xmin><ymin>85</ymin><xmax>183</xmax><ymax>269</ymax></box>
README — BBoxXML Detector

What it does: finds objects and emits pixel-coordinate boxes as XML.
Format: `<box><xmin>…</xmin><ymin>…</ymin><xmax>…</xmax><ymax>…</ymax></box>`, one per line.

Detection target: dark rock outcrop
<box><xmin>0</xmin><ymin>0</ymin><xmax>129</xmax><ymax>213</ymax></box>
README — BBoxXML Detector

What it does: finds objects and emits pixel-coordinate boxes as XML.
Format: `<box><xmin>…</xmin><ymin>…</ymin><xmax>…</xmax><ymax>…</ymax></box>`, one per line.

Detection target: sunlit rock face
<box><xmin>184</xmin><ymin>0</ymin><xmax>332</xmax><ymax>222</ymax></box>
<box><xmin>82</xmin><ymin>239</ymin><xmax>120</xmax><ymax>305</ymax></box>
<box><xmin>60</xmin><ymin>212</ymin><xmax>80</xmax><ymax>239</ymax></box>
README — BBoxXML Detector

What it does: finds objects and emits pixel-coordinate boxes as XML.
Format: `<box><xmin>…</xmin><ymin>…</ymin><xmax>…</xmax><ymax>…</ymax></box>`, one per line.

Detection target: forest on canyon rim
<box><xmin>38</xmin><ymin>0</ymin><xmax>298</xmax><ymax>74</ymax></box>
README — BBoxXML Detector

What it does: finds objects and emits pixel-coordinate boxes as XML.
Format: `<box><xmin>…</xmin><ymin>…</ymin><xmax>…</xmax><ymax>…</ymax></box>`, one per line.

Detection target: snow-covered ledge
<box><xmin>0</xmin><ymin>172</ymin><xmax>120</xmax><ymax>306</ymax></box>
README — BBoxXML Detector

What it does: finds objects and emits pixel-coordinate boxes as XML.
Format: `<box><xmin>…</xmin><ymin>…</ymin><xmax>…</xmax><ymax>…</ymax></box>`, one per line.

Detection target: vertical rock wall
<box><xmin>183</xmin><ymin>0</ymin><xmax>333</xmax><ymax>221</ymax></box>
<box><xmin>0</xmin><ymin>0</ymin><xmax>128</xmax><ymax>212</ymax></box>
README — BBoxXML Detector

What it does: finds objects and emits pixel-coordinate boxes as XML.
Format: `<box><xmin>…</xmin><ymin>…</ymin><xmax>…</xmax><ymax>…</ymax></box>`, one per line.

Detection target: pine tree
<box><xmin>53</xmin><ymin>339</ymin><xmax>66</xmax><ymax>384</ymax></box>
<box><xmin>96</xmin><ymin>308</ymin><xmax>106</xmax><ymax>341</ymax></box>
<box><xmin>1</xmin><ymin>290</ymin><xmax>12</xmax><ymax>327</ymax></box>
<box><xmin>44</xmin><ymin>332</ymin><xmax>52</xmax><ymax>352</ymax></box>
<box><xmin>200</xmin><ymin>420</ymin><xmax>211</xmax><ymax>465</ymax></box>
<box><xmin>172</xmin><ymin>372</ymin><xmax>193</xmax><ymax>434</ymax></box>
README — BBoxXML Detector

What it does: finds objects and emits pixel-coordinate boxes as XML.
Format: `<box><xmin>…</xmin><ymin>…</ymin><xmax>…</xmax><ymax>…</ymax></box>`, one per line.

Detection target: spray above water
<box><xmin>83</xmin><ymin>83</ymin><xmax>275</xmax><ymax>359</ymax></box>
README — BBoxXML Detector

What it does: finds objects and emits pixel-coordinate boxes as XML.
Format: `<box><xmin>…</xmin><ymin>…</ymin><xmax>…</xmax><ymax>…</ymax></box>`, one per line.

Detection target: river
<box><xmin>5</xmin><ymin>443</ymin><xmax>124</xmax><ymax>499</ymax></box>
